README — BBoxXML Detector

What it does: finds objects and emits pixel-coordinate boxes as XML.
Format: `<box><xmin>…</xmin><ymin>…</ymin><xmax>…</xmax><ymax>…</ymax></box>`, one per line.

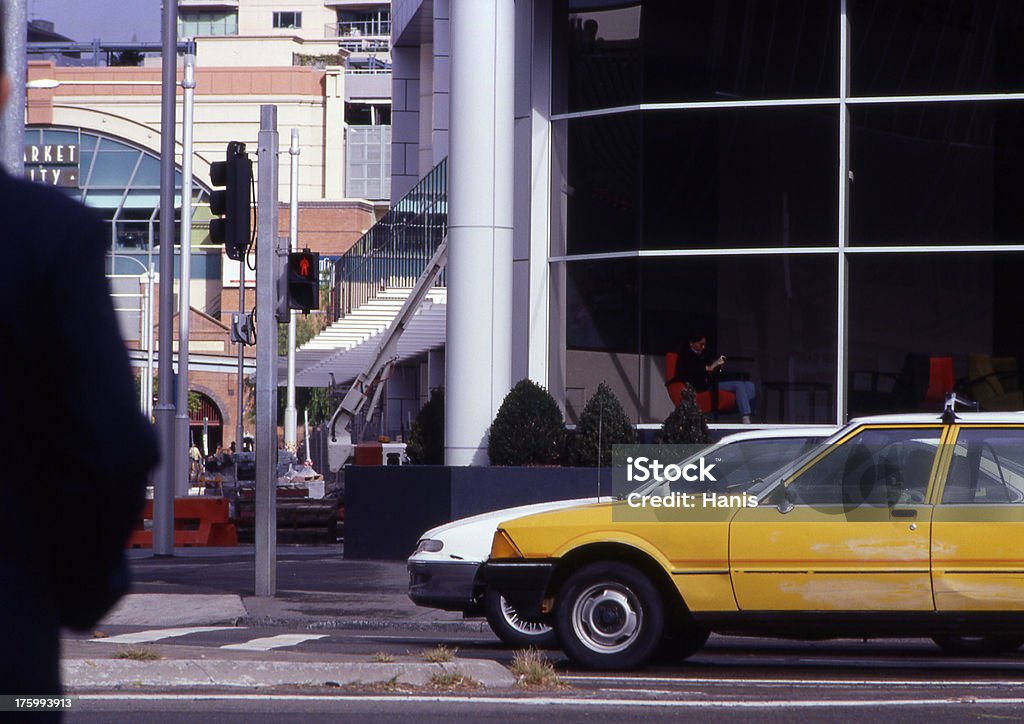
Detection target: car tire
<box><xmin>483</xmin><ymin>589</ymin><xmax>557</xmax><ymax>648</ymax></box>
<box><xmin>932</xmin><ymin>635</ymin><xmax>1024</xmax><ymax>656</ymax></box>
<box><xmin>555</xmin><ymin>561</ymin><xmax>664</xmax><ymax>670</ymax></box>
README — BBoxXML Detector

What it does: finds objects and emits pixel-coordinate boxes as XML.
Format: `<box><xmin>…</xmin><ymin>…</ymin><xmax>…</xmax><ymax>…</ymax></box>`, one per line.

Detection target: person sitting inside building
<box><xmin>672</xmin><ymin>331</ymin><xmax>757</xmax><ymax>423</ymax></box>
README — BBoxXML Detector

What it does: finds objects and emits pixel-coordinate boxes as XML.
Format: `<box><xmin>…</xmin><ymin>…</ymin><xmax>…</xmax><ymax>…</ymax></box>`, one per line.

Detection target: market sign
<box><xmin>23</xmin><ymin>143</ymin><xmax>80</xmax><ymax>188</ymax></box>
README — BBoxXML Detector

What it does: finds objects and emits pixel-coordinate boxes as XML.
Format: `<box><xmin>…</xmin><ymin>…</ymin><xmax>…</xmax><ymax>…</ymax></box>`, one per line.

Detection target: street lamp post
<box><xmin>108</xmin><ymin>253</ymin><xmax>156</xmax><ymax>418</ymax></box>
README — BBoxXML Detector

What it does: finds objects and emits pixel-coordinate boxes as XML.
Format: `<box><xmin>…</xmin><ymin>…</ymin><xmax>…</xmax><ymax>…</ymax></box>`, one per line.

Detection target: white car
<box><xmin>407</xmin><ymin>426</ymin><xmax>836</xmax><ymax>647</ymax></box>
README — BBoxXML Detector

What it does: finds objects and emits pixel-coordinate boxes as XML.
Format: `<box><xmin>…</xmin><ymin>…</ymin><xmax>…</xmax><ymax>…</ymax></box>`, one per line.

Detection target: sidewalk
<box><xmin>62</xmin><ymin>546</ymin><xmax>513</xmax><ymax>691</ymax></box>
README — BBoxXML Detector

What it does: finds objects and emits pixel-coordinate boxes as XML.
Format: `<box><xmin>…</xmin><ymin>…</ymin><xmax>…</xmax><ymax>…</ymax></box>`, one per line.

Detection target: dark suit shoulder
<box><xmin>0</xmin><ymin>170</ymin><xmax>104</xmax><ymax>259</ymax></box>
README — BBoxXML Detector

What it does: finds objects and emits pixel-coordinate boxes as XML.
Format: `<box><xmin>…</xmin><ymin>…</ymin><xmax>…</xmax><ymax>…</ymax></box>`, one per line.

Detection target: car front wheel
<box><xmin>483</xmin><ymin>589</ymin><xmax>557</xmax><ymax>648</ymax></box>
<box><xmin>555</xmin><ymin>561</ymin><xmax>664</xmax><ymax>670</ymax></box>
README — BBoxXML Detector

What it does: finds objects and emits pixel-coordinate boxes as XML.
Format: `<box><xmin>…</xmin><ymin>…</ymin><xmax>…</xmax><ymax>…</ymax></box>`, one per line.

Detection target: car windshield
<box><xmin>628</xmin><ymin>436</ymin><xmax>827</xmax><ymax>498</ymax></box>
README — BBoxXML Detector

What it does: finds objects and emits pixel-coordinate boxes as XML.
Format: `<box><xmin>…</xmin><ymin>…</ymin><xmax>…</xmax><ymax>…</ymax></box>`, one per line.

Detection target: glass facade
<box><xmin>552</xmin><ymin>0</ymin><xmax>1024</xmax><ymax>425</ymax></box>
<box><xmin>178</xmin><ymin>11</ymin><xmax>239</xmax><ymax>38</ymax></box>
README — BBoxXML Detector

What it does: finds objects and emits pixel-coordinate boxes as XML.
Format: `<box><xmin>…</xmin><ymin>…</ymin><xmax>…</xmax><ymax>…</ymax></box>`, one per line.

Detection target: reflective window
<box><xmin>943</xmin><ymin>428</ymin><xmax>1024</xmax><ymax>505</ymax></box>
<box><xmin>786</xmin><ymin>427</ymin><xmax>941</xmax><ymax>507</ymax></box>
<box><xmin>554</xmin><ymin>1</ymin><xmax>839</xmax><ymax>112</ymax></box>
<box><xmin>564</xmin><ymin>114</ymin><xmax>641</xmax><ymax>254</ymax></box>
<box><xmin>565</xmin><ymin>255</ymin><xmax>837</xmax><ymax>424</ymax></box>
<box><xmin>640</xmin><ymin>1</ymin><xmax>838</xmax><ymax>103</ymax></box>
<box><xmin>847</xmin><ymin>254</ymin><xmax>1024</xmax><ymax>416</ymax></box>
<box><xmin>849</xmin><ymin>0</ymin><xmax>1024</xmax><ymax>97</ymax></box>
<box><xmin>554</xmin><ymin>0</ymin><xmax>642</xmax><ymax>114</ymax></box>
<box><xmin>849</xmin><ymin>103</ymin><xmax>1024</xmax><ymax>246</ymax></box>
<box><xmin>642</xmin><ymin>107</ymin><xmax>838</xmax><ymax>250</ymax></box>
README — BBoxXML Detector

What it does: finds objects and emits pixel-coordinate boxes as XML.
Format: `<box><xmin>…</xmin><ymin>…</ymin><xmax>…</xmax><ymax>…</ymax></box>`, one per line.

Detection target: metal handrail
<box><xmin>331</xmin><ymin>158</ymin><xmax>447</xmax><ymax>321</ymax></box>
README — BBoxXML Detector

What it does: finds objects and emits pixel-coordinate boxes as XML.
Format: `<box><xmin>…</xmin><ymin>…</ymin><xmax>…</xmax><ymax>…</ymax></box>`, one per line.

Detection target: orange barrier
<box><xmin>128</xmin><ymin>497</ymin><xmax>238</xmax><ymax>548</ymax></box>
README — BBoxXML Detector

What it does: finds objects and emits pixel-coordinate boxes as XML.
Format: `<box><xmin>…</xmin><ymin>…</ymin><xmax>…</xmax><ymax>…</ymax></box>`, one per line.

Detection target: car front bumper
<box><xmin>407</xmin><ymin>560</ymin><xmax>482</xmax><ymax>613</ymax></box>
<box><xmin>479</xmin><ymin>560</ymin><xmax>556</xmax><ymax>620</ymax></box>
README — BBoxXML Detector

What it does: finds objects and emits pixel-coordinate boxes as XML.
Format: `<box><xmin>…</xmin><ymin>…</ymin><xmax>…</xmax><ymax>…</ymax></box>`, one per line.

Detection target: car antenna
<box><xmin>942</xmin><ymin>392</ymin><xmax>978</xmax><ymax>424</ymax></box>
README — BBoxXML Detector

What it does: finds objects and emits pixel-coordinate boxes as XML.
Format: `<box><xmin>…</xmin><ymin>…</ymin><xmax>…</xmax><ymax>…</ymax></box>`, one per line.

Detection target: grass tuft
<box><xmin>422</xmin><ymin>644</ymin><xmax>457</xmax><ymax>663</ymax></box>
<box><xmin>371</xmin><ymin>651</ymin><xmax>395</xmax><ymax>663</ymax></box>
<box><xmin>113</xmin><ymin>648</ymin><xmax>162</xmax><ymax>662</ymax></box>
<box><xmin>427</xmin><ymin>670</ymin><xmax>480</xmax><ymax>691</ymax></box>
<box><xmin>510</xmin><ymin>648</ymin><xmax>566</xmax><ymax>689</ymax></box>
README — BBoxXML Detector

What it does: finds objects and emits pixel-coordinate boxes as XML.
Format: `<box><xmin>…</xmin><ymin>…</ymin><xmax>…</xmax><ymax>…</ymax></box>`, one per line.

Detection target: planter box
<box><xmin>344</xmin><ymin>466</ymin><xmax>612</xmax><ymax>560</ymax></box>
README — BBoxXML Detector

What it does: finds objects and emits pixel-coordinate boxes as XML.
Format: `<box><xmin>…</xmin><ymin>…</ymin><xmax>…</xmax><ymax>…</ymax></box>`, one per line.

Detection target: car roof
<box><xmin>718</xmin><ymin>426</ymin><xmax>839</xmax><ymax>443</ymax></box>
<box><xmin>848</xmin><ymin>411</ymin><xmax>1024</xmax><ymax>425</ymax></box>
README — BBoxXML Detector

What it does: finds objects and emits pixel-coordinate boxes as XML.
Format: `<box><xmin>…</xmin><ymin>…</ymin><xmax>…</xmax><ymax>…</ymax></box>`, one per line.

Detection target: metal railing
<box><xmin>331</xmin><ymin>157</ymin><xmax>447</xmax><ymax>321</ymax></box>
<box><xmin>325</xmin><ymin>19</ymin><xmax>392</xmax><ymax>39</ymax></box>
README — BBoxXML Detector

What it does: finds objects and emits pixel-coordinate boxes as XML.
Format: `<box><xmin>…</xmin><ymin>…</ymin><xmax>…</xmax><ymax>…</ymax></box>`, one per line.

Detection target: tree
<box><xmin>569</xmin><ymin>382</ymin><xmax>636</xmax><ymax>467</ymax></box>
<box><xmin>488</xmin><ymin>379</ymin><xmax>565</xmax><ymax>466</ymax></box>
<box><xmin>407</xmin><ymin>388</ymin><xmax>444</xmax><ymax>464</ymax></box>
<box><xmin>655</xmin><ymin>383</ymin><xmax>712</xmax><ymax>445</ymax></box>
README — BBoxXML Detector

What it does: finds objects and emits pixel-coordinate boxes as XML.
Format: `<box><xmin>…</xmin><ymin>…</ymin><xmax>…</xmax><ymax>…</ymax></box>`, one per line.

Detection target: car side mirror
<box><xmin>777</xmin><ymin>486</ymin><xmax>796</xmax><ymax>514</ymax></box>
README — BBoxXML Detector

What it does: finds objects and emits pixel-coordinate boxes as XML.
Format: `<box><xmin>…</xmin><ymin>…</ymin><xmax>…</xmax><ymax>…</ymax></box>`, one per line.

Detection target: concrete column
<box><xmin>323</xmin><ymin>67</ymin><xmax>345</xmax><ymax>200</ymax></box>
<box><xmin>445</xmin><ymin>0</ymin><xmax>515</xmax><ymax>466</ymax></box>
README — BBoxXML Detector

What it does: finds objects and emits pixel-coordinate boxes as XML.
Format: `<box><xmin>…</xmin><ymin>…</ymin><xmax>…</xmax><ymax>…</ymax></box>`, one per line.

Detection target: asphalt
<box><xmin>61</xmin><ymin>547</ymin><xmax>516</xmax><ymax>691</ymax></box>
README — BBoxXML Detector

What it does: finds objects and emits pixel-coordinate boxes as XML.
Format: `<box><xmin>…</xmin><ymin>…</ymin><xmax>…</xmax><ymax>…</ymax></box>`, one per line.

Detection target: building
<box><xmin>24</xmin><ymin>0</ymin><xmax>393</xmax><ymax>453</ymax></box>
<box><xmin>297</xmin><ymin>0</ymin><xmax>1024</xmax><ymax>463</ymax></box>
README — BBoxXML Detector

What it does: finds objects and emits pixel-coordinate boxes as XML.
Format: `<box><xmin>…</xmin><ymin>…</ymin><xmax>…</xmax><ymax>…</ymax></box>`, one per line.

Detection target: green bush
<box><xmin>569</xmin><ymin>382</ymin><xmax>637</xmax><ymax>467</ymax></box>
<box><xmin>488</xmin><ymin>379</ymin><xmax>565</xmax><ymax>466</ymax></box>
<box><xmin>655</xmin><ymin>383</ymin><xmax>712</xmax><ymax>445</ymax></box>
<box><xmin>407</xmin><ymin>388</ymin><xmax>445</xmax><ymax>464</ymax></box>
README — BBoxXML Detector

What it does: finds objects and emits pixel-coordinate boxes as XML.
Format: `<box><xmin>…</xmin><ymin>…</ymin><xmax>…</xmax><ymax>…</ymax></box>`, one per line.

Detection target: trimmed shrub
<box><xmin>407</xmin><ymin>388</ymin><xmax>445</xmax><ymax>464</ymax></box>
<box><xmin>570</xmin><ymin>382</ymin><xmax>637</xmax><ymax>467</ymax></box>
<box><xmin>488</xmin><ymin>379</ymin><xmax>566</xmax><ymax>466</ymax></box>
<box><xmin>655</xmin><ymin>383</ymin><xmax>712</xmax><ymax>445</ymax></box>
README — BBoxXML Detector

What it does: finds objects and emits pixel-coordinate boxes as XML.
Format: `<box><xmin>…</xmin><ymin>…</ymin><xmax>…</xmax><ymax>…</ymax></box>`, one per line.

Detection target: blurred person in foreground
<box><xmin>0</xmin><ymin>15</ymin><xmax>159</xmax><ymax>704</ymax></box>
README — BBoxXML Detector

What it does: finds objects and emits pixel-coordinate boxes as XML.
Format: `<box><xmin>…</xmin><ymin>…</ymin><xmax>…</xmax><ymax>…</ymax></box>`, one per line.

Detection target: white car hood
<box><xmin>409</xmin><ymin>496</ymin><xmax>610</xmax><ymax>564</ymax></box>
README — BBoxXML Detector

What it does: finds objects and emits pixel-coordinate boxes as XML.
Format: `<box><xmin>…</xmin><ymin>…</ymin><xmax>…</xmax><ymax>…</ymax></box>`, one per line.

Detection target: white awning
<box><xmin>290</xmin><ymin>286</ymin><xmax>447</xmax><ymax>388</ymax></box>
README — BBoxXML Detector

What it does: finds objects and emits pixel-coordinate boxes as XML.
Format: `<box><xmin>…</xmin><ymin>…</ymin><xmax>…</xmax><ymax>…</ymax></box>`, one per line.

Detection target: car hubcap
<box><xmin>571</xmin><ymin>583</ymin><xmax>641</xmax><ymax>654</ymax></box>
<box><xmin>500</xmin><ymin>595</ymin><xmax>552</xmax><ymax>636</ymax></box>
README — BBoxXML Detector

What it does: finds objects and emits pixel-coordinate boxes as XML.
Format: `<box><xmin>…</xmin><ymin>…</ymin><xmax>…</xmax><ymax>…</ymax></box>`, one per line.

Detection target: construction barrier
<box><xmin>127</xmin><ymin>497</ymin><xmax>238</xmax><ymax>548</ymax></box>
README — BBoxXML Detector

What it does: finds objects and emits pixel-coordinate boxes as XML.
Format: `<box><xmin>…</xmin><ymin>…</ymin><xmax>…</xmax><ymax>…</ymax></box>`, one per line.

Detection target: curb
<box><xmin>62</xmin><ymin>658</ymin><xmax>516</xmax><ymax>690</ymax></box>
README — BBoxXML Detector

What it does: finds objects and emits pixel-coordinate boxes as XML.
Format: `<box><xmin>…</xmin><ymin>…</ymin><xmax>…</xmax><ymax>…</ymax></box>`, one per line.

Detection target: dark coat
<box><xmin>673</xmin><ymin>346</ymin><xmax>713</xmax><ymax>393</ymax></box>
<box><xmin>0</xmin><ymin>168</ymin><xmax>159</xmax><ymax>695</ymax></box>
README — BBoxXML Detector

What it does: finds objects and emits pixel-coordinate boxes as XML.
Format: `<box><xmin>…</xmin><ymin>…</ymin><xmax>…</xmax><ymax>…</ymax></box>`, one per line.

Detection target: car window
<box><xmin>941</xmin><ymin>428</ymin><xmax>1024</xmax><ymax>505</ymax></box>
<box><xmin>784</xmin><ymin>427</ymin><xmax>941</xmax><ymax>507</ymax></box>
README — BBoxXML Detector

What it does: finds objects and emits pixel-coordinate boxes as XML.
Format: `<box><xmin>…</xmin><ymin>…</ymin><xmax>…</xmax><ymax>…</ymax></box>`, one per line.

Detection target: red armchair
<box><xmin>665</xmin><ymin>352</ymin><xmax>737</xmax><ymax>415</ymax></box>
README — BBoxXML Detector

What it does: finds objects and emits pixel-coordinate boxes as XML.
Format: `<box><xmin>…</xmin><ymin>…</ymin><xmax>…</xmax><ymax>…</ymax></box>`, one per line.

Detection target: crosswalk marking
<box><xmin>91</xmin><ymin>626</ymin><xmax>244</xmax><ymax>645</ymax></box>
<box><xmin>220</xmin><ymin>634</ymin><xmax>328</xmax><ymax>651</ymax></box>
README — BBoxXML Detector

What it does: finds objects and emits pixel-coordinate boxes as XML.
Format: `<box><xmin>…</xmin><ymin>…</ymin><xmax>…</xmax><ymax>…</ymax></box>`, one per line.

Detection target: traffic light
<box><xmin>287</xmin><ymin>249</ymin><xmax>320</xmax><ymax>312</ymax></box>
<box><xmin>209</xmin><ymin>141</ymin><xmax>252</xmax><ymax>261</ymax></box>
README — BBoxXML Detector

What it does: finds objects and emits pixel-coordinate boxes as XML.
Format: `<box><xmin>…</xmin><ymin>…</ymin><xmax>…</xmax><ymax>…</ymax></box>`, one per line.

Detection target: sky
<box><xmin>30</xmin><ymin>0</ymin><xmax>163</xmax><ymax>43</ymax></box>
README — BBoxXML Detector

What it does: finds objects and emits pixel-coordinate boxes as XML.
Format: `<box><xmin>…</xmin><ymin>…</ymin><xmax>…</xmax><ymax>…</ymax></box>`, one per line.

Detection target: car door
<box><xmin>729</xmin><ymin>425</ymin><xmax>945</xmax><ymax>611</ymax></box>
<box><xmin>931</xmin><ymin>425</ymin><xmax>1024</xmax><ymax>611</ymax></box>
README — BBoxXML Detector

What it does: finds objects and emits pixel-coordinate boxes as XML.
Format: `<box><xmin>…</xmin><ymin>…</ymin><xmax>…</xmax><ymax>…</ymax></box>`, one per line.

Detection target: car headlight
<box><xmin>414</xmin><ymin>538</ymin><xmax>444</xmax><ymax>554</ymax></box>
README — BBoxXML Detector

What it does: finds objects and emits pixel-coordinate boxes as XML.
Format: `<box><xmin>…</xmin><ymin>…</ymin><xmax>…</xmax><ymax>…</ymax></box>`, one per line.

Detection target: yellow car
<box><xmin>483</xmin><ymin>411</ymin><xmax>1024</xmax><ymax>669</ymax></box>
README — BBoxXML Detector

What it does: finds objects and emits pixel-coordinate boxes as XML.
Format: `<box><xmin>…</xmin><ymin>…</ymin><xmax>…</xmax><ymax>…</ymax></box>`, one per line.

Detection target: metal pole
<box><xmin>0</xmin><ymin>0</ymin><xmax>27</xmax><ymax>176</ymax></box>
<box><xmin>284</xmin><ymin>129</ymin><xmax>300</xmax><ymax>452</ymax></box>
<box><xmin>174</xmin><ymin>53</ymin><xmax>196</xmax><ymax>495</ymax></box>
<box><xmin>255</xmin><ymin>105</ymin><xmax>280</xmax><ymax>597</ymax></box>
<box><xmin>153</xmin><ymin>0</ymin><xmax>178</xmax><ymax>555</ymax></box>
<box><xmin>236</xmin><ymin>264</ymin><xmax>246</xmax><ymax>454</ymax></box>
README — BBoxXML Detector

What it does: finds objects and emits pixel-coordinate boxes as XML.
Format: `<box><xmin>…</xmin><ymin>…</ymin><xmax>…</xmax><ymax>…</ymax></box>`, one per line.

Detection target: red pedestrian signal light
<box><xmin>287</xmin><ymin>250</ymin><xmax>320</xmax><ymax>312</ymax></box>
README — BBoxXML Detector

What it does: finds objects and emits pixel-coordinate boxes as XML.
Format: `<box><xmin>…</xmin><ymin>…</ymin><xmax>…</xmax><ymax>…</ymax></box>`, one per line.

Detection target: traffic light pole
<box><xmin>255</xmin><ymin>105</ymin><xmax>280</xmax><ymax>596</ymax></box>
<box><xmin>153</xmin><ymin>0</ymin><xmax>178</xmax><ymax>556</ymax></box>
<box><xmin>174</xmin><ymin>52</ymin><xmax>196</xmax><ymax>498</ymax></box>
<box><xmin>284</xmin><ymin>129</ymin><xmax>299</xmax><ymax>453</ymax></box>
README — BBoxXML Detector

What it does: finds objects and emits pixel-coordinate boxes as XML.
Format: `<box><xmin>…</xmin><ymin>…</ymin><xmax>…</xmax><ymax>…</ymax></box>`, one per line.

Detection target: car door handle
<box><xmin>890</xmin><ymin>508</ymin><xmax>917</xmax><ymax>518</ymax></box>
